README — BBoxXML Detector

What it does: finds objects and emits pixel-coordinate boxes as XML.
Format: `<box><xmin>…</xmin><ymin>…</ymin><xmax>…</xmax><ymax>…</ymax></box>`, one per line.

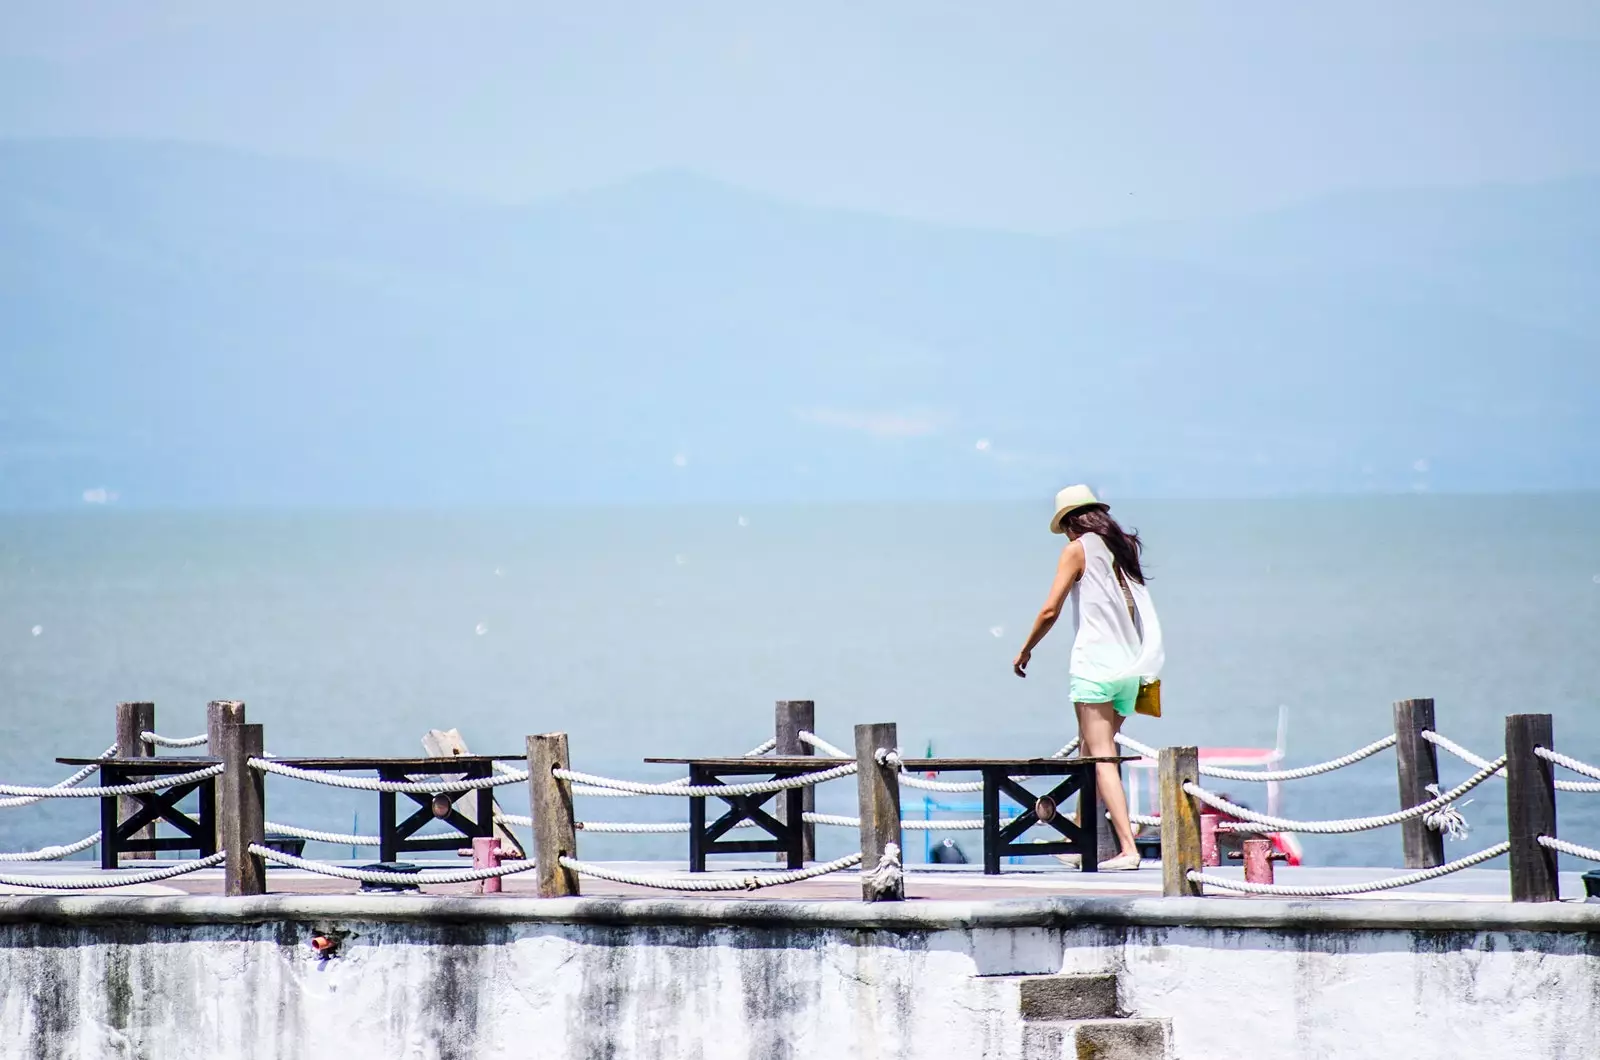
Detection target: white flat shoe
<box><xmin>1053</xmin><ymin>853</ymin><xmax>1082</xmax><ymax>868</ymax></box>
<box><xmin>1097</xmin><ymin>853</ymin><xmax>1141</xmax><ymax>871</ymax></box>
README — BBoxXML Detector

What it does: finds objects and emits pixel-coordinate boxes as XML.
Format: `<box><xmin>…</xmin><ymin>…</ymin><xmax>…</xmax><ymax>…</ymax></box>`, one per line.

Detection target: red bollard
<box><xmin>1242</xmin><ymin>838</ymin><xmax>1275</xmax><ymax>885</ymax></box>
<box><xmin>472</xmin><ymin>836</ymin><xmax>503</xmax><ymax>894</ymax></box>
<box><xmin>1200</xmin><ymin>813</ymin><xmax>1221</xmax><ymax>867</ymax></box>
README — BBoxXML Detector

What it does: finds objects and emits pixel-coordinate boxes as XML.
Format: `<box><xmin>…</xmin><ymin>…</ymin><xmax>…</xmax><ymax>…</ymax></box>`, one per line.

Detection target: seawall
<box><xmin>1</xmin><ymin>895</ymin><xmax>1597</xmax><ymax>1060</ymax></box>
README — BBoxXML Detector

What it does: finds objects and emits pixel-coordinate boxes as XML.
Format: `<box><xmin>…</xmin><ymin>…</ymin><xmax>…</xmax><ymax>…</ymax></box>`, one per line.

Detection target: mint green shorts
<box><xmin>1071</xmin><ymin>674</ymin><xmax>1140</xmax><ymax>717</ymax></box>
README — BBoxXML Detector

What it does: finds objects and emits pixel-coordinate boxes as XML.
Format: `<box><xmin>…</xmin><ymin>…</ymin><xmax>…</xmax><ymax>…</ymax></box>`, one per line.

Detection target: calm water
<box><xmin>3</xmin><ymin>496</ymin><xmax>1599</xmax><ymax>868</ymax></box>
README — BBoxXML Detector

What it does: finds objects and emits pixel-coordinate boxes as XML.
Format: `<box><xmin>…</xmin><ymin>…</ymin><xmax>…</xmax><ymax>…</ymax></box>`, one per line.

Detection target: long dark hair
<box><xmin>1063</xmin><ymin>507</ymin><xmax>1147</xmax><ymax>584</ymax></box>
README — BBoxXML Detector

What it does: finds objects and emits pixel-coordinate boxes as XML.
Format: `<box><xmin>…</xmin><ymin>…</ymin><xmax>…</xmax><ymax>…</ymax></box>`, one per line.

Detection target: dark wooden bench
<box><xmin>59</xmin><ymin>756</ymin><xmax>219</xmax><ymax>869</ymax></box>
<box><xmin>915</xmin><ymin>756</ymin><xmax>1140</xmax><ymax>874</ymax></box>
<box><xmin>643</xmin><ymin>756</ymin><xmax>836</xmax><ymax>872</ymax></box>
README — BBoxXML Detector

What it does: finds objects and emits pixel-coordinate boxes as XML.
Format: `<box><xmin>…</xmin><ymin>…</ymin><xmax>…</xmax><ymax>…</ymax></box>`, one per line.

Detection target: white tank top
<box><xmin>1068</xmin><ymin>533</ymin><xmax>1165</xmax><ymax>683</ymax></box>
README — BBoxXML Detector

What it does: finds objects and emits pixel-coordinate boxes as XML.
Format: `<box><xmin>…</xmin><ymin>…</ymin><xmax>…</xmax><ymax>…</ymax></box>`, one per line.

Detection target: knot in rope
<box><xmin>1421</xmin><ymin>783</ymin><xmax>1471</xmax><ymax>840</ymax></box>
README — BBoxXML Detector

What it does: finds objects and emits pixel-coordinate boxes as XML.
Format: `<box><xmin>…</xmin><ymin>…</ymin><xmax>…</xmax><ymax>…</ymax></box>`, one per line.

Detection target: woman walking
<box><xmin>1013</xmin><ymin>485</ymin><xmax>1164</xmax><ymax>870</ymax></box>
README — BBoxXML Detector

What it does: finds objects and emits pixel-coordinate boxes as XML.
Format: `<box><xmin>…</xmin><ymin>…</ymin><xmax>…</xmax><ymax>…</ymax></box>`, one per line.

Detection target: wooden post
<box><xmin>217</xmin><ymin>721</ymin><xmax>266</xmax><ymax>896</ymax></box>
<box><xmin>207</xmin><ymin>700</ymin><xmax>245</xmax><ymax>758</ymax></box>
<box><xmin>1505</xmin><ymin>714</ymin><xmax>1559</xmax><ymax>903</ymax></box>
<box><xmin>775</xmin><ymin>700</ymin><xmax>816</xmax><ymax>862</ymax></box>
<box><xmin>115</xmin><ymin>702</ymin><xmax>157</xmax><ymax>857</ymax></box>
<box><xmin>527</xmin><ymin>732</ymin><xmax>579</xmax><ymax>898</ymax></box>
<box><xmin>855</xmin><ymin>722</ymin><xmax>904</xmax><ymax>901</ymax></box>
<box><xmin>1159</xmin><ymin>746</ymin><xmax>1202</xmax><ymax>897</ymax></box>
<box><xmin>1393</xmin><ymin>697</ymin><xmax>1444</xmax><ymax>869</ymax></box>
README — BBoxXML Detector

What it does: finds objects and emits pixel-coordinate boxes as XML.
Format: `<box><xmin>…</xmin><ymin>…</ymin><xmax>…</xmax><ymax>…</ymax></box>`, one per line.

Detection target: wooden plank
<box><xmin>775</xmin><ymin>700</ymin><xmax>815</xmax><ymax>862</ymax></box>
<box><xmin>1505</xmin><ymin>713</ymin><xmax>1559</xmax><ymax>903</ymax></box>
<box><xmin>1159</xmin><ymin>746</ymin><xmax>1203</xmax><ymax>897</ymax></box>
<box><xmin>1394</xmin><ymin>697</ymin><xmax>1444</xmax><ymax>869</ymax></box>
<box><xmin>239</xmin><ymin>755</ymin><xmax>525</xmax><ymax>768</ymax></box>
<box><xmin>59</xmin><ymin>757</ymin><xmax>216</xmax><ymax>767</ymax></box>
<box><xmin>207</xmin><ymin>701</ymin><xmax>244</xmax><ymax>760</ymax></box>
<box><xmin>855</xmin><ymin>722</ymin><xmax>904</xmax><ymax>901</ymax></box>
<box><xmin>419</xmin><ymin>728</ymin><xmax>523</xmax><ymax>858</ymax></box>
<box><xmin>115</xmin><ymin>702</ymin><xmax>157</xmax><ymax>857</ymax></box>
<box><xmin>528</xmin><ymin>732</ymin><xmax>579</xmax><ymax>898</ymax></box>
<box><xmin>217</xmin><ymin>721</ymin><xmax>266</xmax><ymax>896</ymax></box>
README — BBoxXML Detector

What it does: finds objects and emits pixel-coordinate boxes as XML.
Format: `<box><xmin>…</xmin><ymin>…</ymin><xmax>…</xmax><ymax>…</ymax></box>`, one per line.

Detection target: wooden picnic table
<box><xmin>61</xmin><ymin>754</ymin><xmax>526</xmax><ymax>865</ymax></box>
<box><xmin>644</xmin><ymin>756</ymin><xmax>843</xmax><ymax>871</ymax></box>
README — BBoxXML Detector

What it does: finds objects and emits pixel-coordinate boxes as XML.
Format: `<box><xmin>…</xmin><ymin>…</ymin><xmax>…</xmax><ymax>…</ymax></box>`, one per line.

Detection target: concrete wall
<box><xmin>0</xmin><ymin>895</ymin><xmax>1596</xmax><ymax>1060</ymax></box>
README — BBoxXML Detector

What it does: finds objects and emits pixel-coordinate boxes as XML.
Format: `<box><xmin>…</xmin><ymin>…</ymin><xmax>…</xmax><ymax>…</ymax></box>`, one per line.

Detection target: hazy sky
<box><xmin>4</xmin><ymin>1</ymin><xmax>1599</xmax><ymax>231</ymax></box>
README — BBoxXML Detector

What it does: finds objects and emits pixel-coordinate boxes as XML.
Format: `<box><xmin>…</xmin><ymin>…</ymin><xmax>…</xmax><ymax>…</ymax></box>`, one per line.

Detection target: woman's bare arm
<box><xmin>1013</xmin><ymin>540</ymin><xmax>1084</xmax><ymax>677</ymax></box>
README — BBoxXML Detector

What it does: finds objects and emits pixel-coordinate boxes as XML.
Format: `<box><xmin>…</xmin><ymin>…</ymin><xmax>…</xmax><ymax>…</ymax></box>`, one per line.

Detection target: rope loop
<box><xmin>250</xmin><ymin>844</ymin><xmax>538</xmax><ymax>884</ymax></box>
<box><xmin>1187</xmin><ymin>842</ymin><xmax>1509</xmax><ymax>897</ymax></box>
<box><xmin>0</xmin><ymin>763</ymin><xmax>224</xmax><ymax>799</ymax></box>
<box><xmin>557</xmin><ymin>851</ymin><xmax>862</xmax><ymax>891</ymax></box>
<box><xmin>249</xmin><ymin>758</ymin><xmax>528</xmax><ymax>793</ymax></box>
<box><xmin>1116</xmin><ymin>732</ymin><xmax>1395</xmax><ymax>782</ymax></box>
<box><xmin>551</xmin><ymin>761</ymin><xmax>857</xmax><ymax>797</ymax></box>
<box><xmin>0</xmin><ymin>851</ymin><xmax>225</xmax><ymax>890</ymax></box>
<box><xmin>140</xmin><ymin>731</ymin><xmax>210</xmax><ymax>749</ymax></box>
<box><xmin>0</xmin><ymin>832</ymin><xmax>102</xmax><ymax>861</ymax></box>
<box><xmin>0</xmin><ymin>745</ymin><xmax>119</xmax><ymax>808</ymax></box>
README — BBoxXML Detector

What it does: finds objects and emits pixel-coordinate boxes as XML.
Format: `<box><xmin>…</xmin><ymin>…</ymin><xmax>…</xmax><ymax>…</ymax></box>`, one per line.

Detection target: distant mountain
<box><xmin>1</xmin><ymin>139</ymin><xmax>1595</xmax><ymax>507</ymax></box>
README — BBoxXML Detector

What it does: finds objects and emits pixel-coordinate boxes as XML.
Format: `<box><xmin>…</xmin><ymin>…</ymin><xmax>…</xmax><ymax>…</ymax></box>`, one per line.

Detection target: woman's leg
<box><xmin>1075</xmin><ymin>700</ymin><xmax>1139</xmax><ymax>860</ymax></box>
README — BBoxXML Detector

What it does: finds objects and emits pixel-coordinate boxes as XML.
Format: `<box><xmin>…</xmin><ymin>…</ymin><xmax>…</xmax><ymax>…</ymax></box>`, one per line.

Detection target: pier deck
<box><xmin>1</xmin><ymin>858</ymin><xmax>1590</xmax><ymax>904</ymax></box>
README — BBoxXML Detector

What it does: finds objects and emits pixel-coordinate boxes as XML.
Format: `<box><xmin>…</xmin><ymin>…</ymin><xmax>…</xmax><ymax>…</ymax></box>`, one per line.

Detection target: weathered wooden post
<box><xmin>115</xmin><ymin>701</ymin><xmax>157</xmax><ymax>856</ymax></box>
<box><xmin>527</xmin><ymin>732</ymin><xmax>579</xmax><ymax>898</ymax></box>
<box><xmin>855</xmin><ymin>722</ymin><xmax>904</xmax><ymax>901</ymax></box>
<box><xmin>217</xmin><ymin>720</ymin><xmax>266</xmax><ymax>896</ymax></box>
<box><xmin>775</xmin><ymin>700</ymin><xmax>816</xmax><ymax>862</ymax></box>
<box><xmin>1159</xmin><ymin>746</ymin><xmax>1203</xmax><ymax>897</ymax></box>
<box><xmin>207</xmin><ymin>700</ymin><xmax>245</xmax><ymax>758</ymax></box>
<box><xmin>1505</xmin><ymin>713</ymin><xmax>1559</xmax><ymax>903</ymax></box>
<box><xmin>1394</xmin><ymin>697</ymin><xmax>1444</xmax><ymax>869</ymax></box>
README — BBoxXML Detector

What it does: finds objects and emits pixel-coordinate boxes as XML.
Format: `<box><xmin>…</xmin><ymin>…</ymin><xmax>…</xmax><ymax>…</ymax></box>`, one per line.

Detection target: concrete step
<box><xmin>1021</xmin><ymin>1017</ymin><xmax>1172</xmax><ymax>1060</ymax></box>
<box><xmin>1015</xmin><ymin>973</ymin><xmax>1121</xmax><ymax>1021</ymax></box>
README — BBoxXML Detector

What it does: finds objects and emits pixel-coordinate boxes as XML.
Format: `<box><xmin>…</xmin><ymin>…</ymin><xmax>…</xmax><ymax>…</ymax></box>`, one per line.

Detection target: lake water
<box><xmin>3</xmin><ymin>496</ymin><xmax>1598</xmax><ymax>869</ymax></box>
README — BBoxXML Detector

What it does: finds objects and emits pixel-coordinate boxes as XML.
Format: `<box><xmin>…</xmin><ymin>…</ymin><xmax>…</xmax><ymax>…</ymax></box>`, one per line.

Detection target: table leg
<box><xmin>379</xmin><ymin>790</ymin><xmax>397</xmax><ymax>863</ymax></box>
<box><xmin>1079</xmin><ymin>764</ymin><xmax>1099</xmax><ymax>872</ymax></box>
<box><xmin>100</xmin><ymin>770</ymin><xmax>120</xmax><ymax>870</ymax></box>
<box><xmin>475</xmin><ymin>773</ymin><xmax>494</xmax><ymax>840</ymax></box>
<box><xmin>784</xmin><ymin>786</ymin><xmax>804</xmax><ymax>869</ymax></box>
<box><xmin>198</xmin><ymin>776</ymin><xmax>218</xmax><ymax>857</ymax></box>
<box><xmin>982</xmin><ymin>767</ymin><xmax>1001</xmax><ymax>875</ymax></box>
<box><xmin>688</xmin><ymin>764</ymin><xmax>707</xmax><ymax>872</ymax></box>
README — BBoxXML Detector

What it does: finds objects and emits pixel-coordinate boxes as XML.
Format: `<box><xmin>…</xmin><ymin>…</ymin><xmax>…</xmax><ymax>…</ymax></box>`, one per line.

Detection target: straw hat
<box><xmin>1049</xmin><ymin>484</ymin><xmax>1107</xmax><ymax>534</ymax></box>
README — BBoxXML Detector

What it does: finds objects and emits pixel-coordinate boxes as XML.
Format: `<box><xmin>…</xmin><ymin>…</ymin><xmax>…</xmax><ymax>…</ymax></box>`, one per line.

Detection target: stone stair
<box><xmin>1010</xmin><ymin>973</ymin><xmax>1172</xmax><ymax>1060</ymax></box>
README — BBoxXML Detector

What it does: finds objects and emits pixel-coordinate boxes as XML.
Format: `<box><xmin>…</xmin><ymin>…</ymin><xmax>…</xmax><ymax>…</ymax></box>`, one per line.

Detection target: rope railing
<box><xmin>1116</xmin><ymin>732</ymin><xmax>1396</xmax><ymax>782</ymax></box>
<box><xmin>0</xmin><ymin>832</ymin><xmax>102</xmax><ymax>862</ymax></box>
<box><xmin>551</xmin><ymin>761</ymin><xmax>857</xmax><ymax>798</ymax></box>
<box><xmin>1188</xmin><ymin>841</ymin><xmax>1510</xmax><ymax>897</ymax></box>
<box><xmin>0</xmin><ymin>851</ymin><xmax>226</xmax><ymax>890</ymax></box>
<box><xmin>1185</xmin><ymin>756</ymin><xmax>1505</xmax><ymax>834</ymax></box>
<box><xmin>0</xmin><ymin>763</ymin><xmax>224</xmax><ymax>799</ymax></box>
<box><xmin>0</xmin><ymin>744</ymin><xmax>119</xmax><ymax>809</ymax></box>
<box><xmin>557</xmin><ymin>851</ymin><xmax>863</xmax><ymax>891</ymax></box>
<box><xmin>802</xmin><ymin>812</ymin><xmax>995</xmax><ymax>831</ymax></box>
<box><xmin>140</xmin><ymin>731</ymin><xmax>209</xmax><ymax>749</ymax></box>
<box><xmin>249</xmin><ymin>758</ymin><xmax>528</xmax><ymax>793</ymax></box>
<box><xmin>796</xmin><ymin>730</ymin><xmax>850</xmax><ymax>759</ymax></box>
<box><xmin>1424</xmin><ymin>732</ymin><xmax>1600</xmax><ymax>793</ymax></box>
<box><xmin>264</xmin><ymin>822</ymin><xmax>382</xmax><ymax>846</ymax></box>
<box><xmin>250</xmin><ymin>845</ymin><xmax>540</xmax><ymax>885</ymax></box>
<box><xmin>1537</xmin><ymin>835</ymin><xmax>1600</xmax><ymax>863</ymax></box>
<box><xmin>1533</xmin><ymin>747</ymin><xmax>1600</xmax><ymax>789</ymax></box>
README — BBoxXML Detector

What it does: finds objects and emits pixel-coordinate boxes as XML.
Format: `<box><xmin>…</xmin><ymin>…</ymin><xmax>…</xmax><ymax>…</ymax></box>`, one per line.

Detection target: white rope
<box><xmin>1534</xmin><ymin>747</ymin><xmax>1600</xmax><ymax>790</ymax></box>
<box><xmin>1131</xmin><ymin>813</ymin><xmax>1162</xmax><ymax>827</ymax></box>
<box><xmin>496</xmin><ymin>812</ymin><xmax>533</xmax><ymax>827</ymax></box>
<box><xmin>897</xmin><ymin>773</ymin><xmax>985</xmax><ymax>793</ymax></box>
<box><xmin>1188</xmin><ymin>756</ymin><xmax>1504</xmax><ymax>834</ymax></box>
<box><xmin>249</xmin><ymin>844</ymin><xmax>539</xmax><ymax>884</ymax></box>
<box><xmin>797</xmin><ymin>731</ymin><xmax>851</xmax><ymax>759</ymax></box>
<box><xmin>1116</xmin><ymin>732</ymin><xmax>1396</xmax><ymax>781</ymax></box>
<box><xmin>495</xmin><ymin>739</ymin><xmax>771</xmax><ymax>797</ymax></box>
<box><xmin>551</xmin><ymin>761</ymin><xmax>857</xmax><ymax>797</ymax></box>
<box><xmin>1051</xmin><ymin>737</ymin><xmax>1081</xmax><ymax>759</ymax></box>
<box><xmin>263</xmin><ymin>822</ymin><xmax>382</xmax><ymax>846</ymax></box>
<box><xmin>0</xmin><ymin>832</ymin><xmax>102</xmax><ymax>861</ymax></box>
<box><xmin>557</xmin><ymin>851</ymin><xmax>862</xmax><ymax>891</ymax></box>
<box><xmin>250</xmin><ymin>758</ymin><xmax>528</xmax><ymax>793</ymax></box>
<box><xmin>1425</xmin><ymin>734</ymin><xmax>1600</xmax><ymax>793</ymax></box>
<box><xmin>1188</xmin><ymin>842</ymin><xmax>1510</xmax><ymax>897</ymax></box>
<box><xmin>802</xmin><ymin>812</ymin><xmax>995</xmax><ymax>830</ymax></box>
<box><xmin>1538</xmin><ymin>835</ymin><xmax>1600</xmax><ymax>863</ymax></box>
<box><xmin>744</xmin><ymin>738</ymin><xmax>778</xmax><ymax>757</ymax></box>
<box><xmin>140</xmin><ymin>731</ymin><xmax>209</xmax><ymax>749</ymax></box>
<box><xmin>0</xmin><ymin>851</ymin><xmax>226</xmax><ymax>890</ymax></box>
<box><xmin>0</xmin><ymin>745</ymin><xmax>119</xmax><ymax>808</ymax></box>
<box><xmin>1420</xmin><ymin>783</ymin><xmax>1471</xmax><ymax>841</ymax></box>
<box><xmin>0</xmin><ymin>763</ymin><xmax>224</xmax><ymax>799</ymax></box>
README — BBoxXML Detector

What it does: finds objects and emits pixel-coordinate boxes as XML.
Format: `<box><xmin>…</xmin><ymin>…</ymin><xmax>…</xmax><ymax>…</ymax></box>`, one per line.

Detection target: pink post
<box><xmin>1200</xmin><ymin>813</ymin><xmax>1220</xmax><ymax>867</ymax></box>
<box><xmin>1242</xmin><ymin>838</ymin><xmax>1275</xmax><ymax>885</ymax></box>
<box><xmin>472</xmin><ymin>836</ymin><xmax>503</xmax><ymax>894</ymax></box>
